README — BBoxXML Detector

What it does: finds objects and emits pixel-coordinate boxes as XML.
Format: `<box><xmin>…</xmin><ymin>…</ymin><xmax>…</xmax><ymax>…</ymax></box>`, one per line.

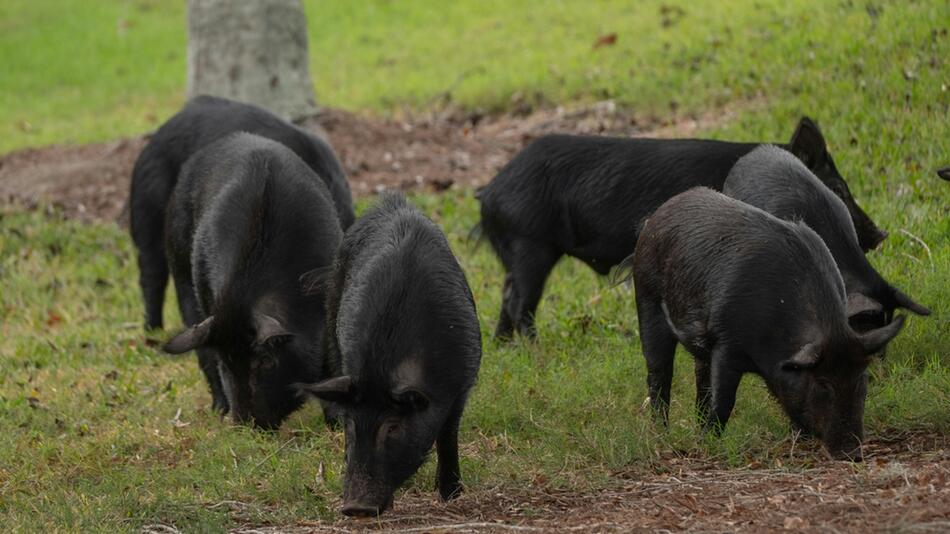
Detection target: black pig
<box><xmin>478</xmin><ymin>117</ymin><xmax>885</xmax><ymax>339</ymax></box>
<box><xmin>628</xmin><ymin>187</ymin><xmax>905</xmax><ymax>460</ymax></box>
<box><xmin>130</xmin><ymin>95</ymin><xmax>354</xmax><ymax>330</ymax></box>
<box><xmin>300</xmin><ymin>193</ymin><xmax>481</xmax><ymax>517</ymax></box>
<box><xmin>724</xmin><ymin>145</ymin><xmax>930</xmax><ymax>330</ymax></box>
<box><xmin>162</xmin><ymin>133</ymin><xmax>342</xmax><ymax>427</ymax></box>
<box><xmin>938</xmin><ymin>167</ymin><xmax>950</xmax><ymax>181</ymax></box>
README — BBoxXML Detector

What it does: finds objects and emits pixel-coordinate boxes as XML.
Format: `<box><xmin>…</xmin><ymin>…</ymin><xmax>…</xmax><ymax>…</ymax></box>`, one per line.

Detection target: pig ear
<box><xmin>937</xmin><ymin>167</ymin><xmax>950</xmax><ymax>181</ymax></box>
<box><xmin>163</xmin><ymin>316</ymin><xmax>215</xmax><ymax>354</ymax></box>
<box><xmin>781</xmin><ymin>343</ymin><xmax>821</xmax><ymax>371</ymax></box>
<box><xmin>891</xmin><ymin>287</ymin><xmax>931</xmax><ymax>316</ymax></box>
<box><xmin>299</xmin><ymin>265</ymin><xmax>334</xmax><ymax>296</ymax></box>
<box><xmin>253</xmin><ymin>312</ymin><xmax>292</xmax><ymax>347</ymax></box>
<box><xmin>789</xmin><ymin>116</ymin><xmax>827</xmax><ymax>168</ymax></box>
<box><xmin>393</xmin><ymin>388</ymin><xmax>430</xmax><ymax>412</ymax></box>
<box><xmin>846</xmin><ymin>293</ymin><xmax>885</xmax><ymax>331</ymax></box>
<box><xmin>846</xmin><ymin>293</ymin><xmax>882</xmax><ymax>318</ymax></box>
<box><xmin>297</xmin><ymin>375</ymin><xmax>354</xmax><ymax>403</ymax></box>
<box><xmin>857</xmin><ymin>314</ymin><xmax>906</xmax><ymax>356</ymax></box>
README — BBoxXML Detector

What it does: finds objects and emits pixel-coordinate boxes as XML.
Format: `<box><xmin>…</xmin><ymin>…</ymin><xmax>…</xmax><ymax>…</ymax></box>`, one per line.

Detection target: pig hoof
<box><xmin>493</xmin><ymin>325</ymin><xmax>514</xmax><ymax>341</ymax></box>
<box><xmin>341</xmin><ymin>504</ymin><xmax>381</xmax><ymax>518</ymax></box>
<box><xmin>438</xmin><ymin>482</ymin><xmax>463</xmax><ymax>501</ymax></box>
<box><xmin>211</xmin><ymin>398</ymin><xmax>230</xmax><ymax>415</ymax></box>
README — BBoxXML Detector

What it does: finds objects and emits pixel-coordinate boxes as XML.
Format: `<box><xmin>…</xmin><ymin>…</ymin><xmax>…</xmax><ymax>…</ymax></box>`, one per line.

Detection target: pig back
<box><xmin>330</xmin><ymin>194</ymin><xmax>481</xmax><ymax>397</ymax></box>
<box><xmin>635</xmin><ymin>187</ymin><xmax>848</xmax><ymax>347</ymax></box>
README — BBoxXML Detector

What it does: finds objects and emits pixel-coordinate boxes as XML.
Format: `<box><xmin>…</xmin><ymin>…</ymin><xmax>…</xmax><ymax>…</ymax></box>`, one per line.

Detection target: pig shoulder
<box><xmin>183</xmin><ymin>134</ymin><xmax>341</xmax><ymax>287</ymax></box>
<box><xmin>724</xmin><ymin>145</ymin><xmax>860</xmax><ymax>256</ymax></box>
<box><xmin>334</xmin><ymin>194</ymin><xmax>480</xmax><ymax>385</ymax></box>
<box><xmin>636</xmin><ymin>188</ymin><xmax>847</xmax><ymax>344</ymax></box>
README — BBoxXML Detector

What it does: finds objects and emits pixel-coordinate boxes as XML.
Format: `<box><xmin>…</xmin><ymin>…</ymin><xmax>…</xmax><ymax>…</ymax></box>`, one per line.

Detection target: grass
<box><xmin>2</xmin><ymin>1</ymin><xmax>948</xmax><ymax>154</ymax></box>
<box><xmin>0</xmin><ymin>0</ymin><xmax>948</xmax><ymax>531</ymax></box>
<box><xmin>1</xmin><ymin>187</ymin><xmax>947</xmax><ymax>530</ymax></box>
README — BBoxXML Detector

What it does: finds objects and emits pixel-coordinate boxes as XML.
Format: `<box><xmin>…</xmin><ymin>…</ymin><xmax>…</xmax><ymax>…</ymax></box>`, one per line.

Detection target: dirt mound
<box><xmin>0</xmin><ymin>137</ymin><xmax>146</xmax><ymax>223</ymax></box>
<box><xmin>224</xmin><ymin>432</ymin><xmax>949</xmax><ymax>533</ymax></box>
<box><xmin>0</xmin><ymin>101</ymin><xmax>743</xmax><ymax>225</ymax></box>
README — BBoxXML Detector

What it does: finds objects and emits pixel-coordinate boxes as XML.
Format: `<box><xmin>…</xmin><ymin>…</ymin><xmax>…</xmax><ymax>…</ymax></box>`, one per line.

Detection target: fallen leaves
<box><xmin>170</xmin><ymin>407</ymin><xmax>190</xmax><ymax>428</ymax></box>
<box><xmin>783</xmin><ymin>516</ymin><xmax>809</xmax><ymax>530</ymax></box>
<box><xmin>592</xmin><ymin>33</ymin><xmax>617</xmax><ymax>49</ymax></box>
<box><xmin>45</xmin><ymin>310</ymin><xmax>62</xmax><ymax>327</ymax></box>
<box><xmin>27</xmin><ymin>388</ymin><xmax>42</xmax><ymax>409</ymax></box>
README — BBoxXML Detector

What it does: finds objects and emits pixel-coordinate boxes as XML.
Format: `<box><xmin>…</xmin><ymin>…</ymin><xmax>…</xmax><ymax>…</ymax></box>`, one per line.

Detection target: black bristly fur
<box><xmin>477</xmin><ymin>117</ymin><xmax>885</xmax><ymax>339</ymax></box>
<box><xmin>163</xmin><ymin>132</ymin><xmax>342</xmax><ymax>429</ymax></box>
<box><xmin>627</xmin><ymin>187</ymin><xmax>905</xmax><ymax>461</ymax></box>
<box><xmin>724</xmin><ymin>145</ymin><xmax>930</xmax><ymax>331</ymax></box>
<box><xmin>304</xmin><ymin>193</ymin><xmax>481</xmax><ymax>517</ymax></box>
<box><xmin>130</xmin><ymin>95</ymin><xmax>354</xmax><ymax>330</ymax></box>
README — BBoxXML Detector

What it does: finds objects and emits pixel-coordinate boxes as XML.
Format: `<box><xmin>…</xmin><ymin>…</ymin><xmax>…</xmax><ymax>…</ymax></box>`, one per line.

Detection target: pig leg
<box><xmin>130</xmin><ymin>166</ymin><xmax>173</xmax><ymax>331</ymax></box>
<box><xmin>496</xmin><ymin>239</ymin><xmax>560</xmax><ymax>339</ymax></box>
<box><xmin>435</xmin><ymin>399</ymin><xmax>465</xmax><ymax>501</ymax></box>
<box><xmin>197</xmin><ymin>348</ymin><xmax>229</xmax><ymax>414</ymax></box>
<box><xmin>133</xmin><ymin>215</ymin><xmax>169</xmax><ymax>330</ymax></box>
<box><xmin>637</xmin><ymin>300</ymin><xmax>678</xmax><ymax>425</ymax></box>
<box><xmin>319</xmin><ymin>401</ymin><xmax>343</xmax><ymax>429</ymax></box>
<box><xmin>704</xmin><ymin>356</ymin><xmax>742</xmax><ymax>434</ymax></box>
<box><xmin>495</xmin><ymin>277</ymin><xmax>516</xmax><ymax>339</ymax></box>
<box><xmin>694</xmin><ymin>357</ymin><xmax>712</xmax><ymax>424</ymax></box>
<box><xmin>172</xmin><ymin>276</ymin><xmax>230</xmax><ymax>415</ymax></box>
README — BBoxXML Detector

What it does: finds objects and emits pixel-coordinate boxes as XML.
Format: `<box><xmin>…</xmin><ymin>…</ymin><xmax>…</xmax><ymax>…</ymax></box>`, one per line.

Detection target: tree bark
<box><xmin>187</xmin><ymin>0</ymin><xmax>317</xmax><ymax>121</ymax></box>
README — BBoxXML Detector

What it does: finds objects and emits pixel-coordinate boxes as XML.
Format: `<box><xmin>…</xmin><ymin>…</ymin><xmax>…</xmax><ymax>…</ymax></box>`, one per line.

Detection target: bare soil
<box><xmin>0</xmin><ymin>101</ymin><xmax>747</xmax><ymax>225</ymax></box>
<box><xmin>213</xmin><ymin>431</ymin><xmax>949</xmax><ymax>533</ymax></box>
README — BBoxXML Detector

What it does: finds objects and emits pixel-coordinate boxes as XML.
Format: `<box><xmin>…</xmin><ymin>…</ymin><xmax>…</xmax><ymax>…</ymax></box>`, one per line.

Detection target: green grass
<box><xmin>2</xmin><ymin>1</ymin><xmax>948</xmax><ymax>155</ymax></box>
<box><xmin>0</xmin><ymin>0</ymin><xmax>948</xmax><ymax>531</ymax></box>
<box><xmin>1</xmin><ymin>187</ymin><xmax>947</xmax><ymax>531</ymax></box>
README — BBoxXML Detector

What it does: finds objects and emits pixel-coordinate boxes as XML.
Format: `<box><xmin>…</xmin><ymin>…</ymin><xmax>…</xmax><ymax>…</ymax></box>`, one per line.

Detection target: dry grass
<box><xmin>211</xmin><ymin>432</ymin><xmax>950</xmax><ymax>533</ymax></box>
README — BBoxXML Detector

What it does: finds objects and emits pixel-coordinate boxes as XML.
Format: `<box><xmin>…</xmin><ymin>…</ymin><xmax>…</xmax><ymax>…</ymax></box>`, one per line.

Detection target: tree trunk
<box><xmin>187</xmin><ymin>0</ymin><xmax>317</xmax><ymax>121</ymax></box>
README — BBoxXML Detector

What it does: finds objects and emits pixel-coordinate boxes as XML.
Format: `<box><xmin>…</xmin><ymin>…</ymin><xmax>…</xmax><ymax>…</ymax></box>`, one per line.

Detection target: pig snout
<box><xmin>341</xmin><ymin>494</ymin><xmax>394</xmax><ymax>518</ymax></box>
<box><xmin>341</xmin><ymin>503</ymin><xmax>380</xmax><ymax>518</ymax></box>
<box><xmin>828</xmin><ymin>445</ymin><xmax>864</xmax><ymax>462</ymax></box>
<box><xmin>858</xmin><ymin>222</ymin><xmax>888</xmax><ymax>251</ymax></box>
<box><xmin>858</xmin><ymin>223</ymin><xmax>888</xmax><ymax>250</ymax></box>
<box><xmin>248</xmin><ymin>415</ymin><xmax>281</xmax><ymax>431</ymax></box>
<box><xmin>869</xmin><ymin>228</ymin><xmax>888</xmax><ymax>249</ymax></box>
<box><xmin>229</xmin><ymin>400</ymin><xmax>281</xmax><ymax>430</ymax></box>
<box><xmin>342</xmin><ymin>474</ymin><xmax>394</xmax><ymax>517</ymax></box>
<box><xmin>824</xmin><ymin>433</ymin><xmax>864</xmax><ymax>462</ymax></box>
<box><xmin>851</xmin><ymin>203</ymin><xmax>887</xmax><ymax>251</ymax></box>
<box><xmin>229</xmin><ymin>408</ymin><xmax>252</xmax><ymax>426</ymax></box>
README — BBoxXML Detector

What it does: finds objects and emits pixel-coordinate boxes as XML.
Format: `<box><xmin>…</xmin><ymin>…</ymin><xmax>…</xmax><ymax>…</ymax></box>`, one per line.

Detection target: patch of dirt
<box><xmin>0</xmin><ymin>137</ymin><xmax>146</xmax><ymax>223</ymax></box>
<box><xmin>228</xmin><ymin>431</ymin><xmax>950</xmax><ymax>533</ymax></box>
<box><xmin>0</xmin><ymin>100</ymin><xmax>752</xmax><ymax>224</ymax></box>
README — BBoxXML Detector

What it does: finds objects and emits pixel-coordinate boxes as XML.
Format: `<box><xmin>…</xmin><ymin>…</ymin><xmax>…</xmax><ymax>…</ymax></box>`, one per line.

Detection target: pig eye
<box><xmin>385</xmin><ymin>422</ymin><xmax>400</xmax><ymax>437</ymax></box>
<box><xmin>252</xmin><ymin>353</ymin><xmax>278</xmax><ymax>371</ymax></box>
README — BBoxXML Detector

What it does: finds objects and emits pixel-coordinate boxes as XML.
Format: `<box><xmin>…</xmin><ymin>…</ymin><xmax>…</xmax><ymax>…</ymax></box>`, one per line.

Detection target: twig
<box><xmin>251</xmin><ymin>438</ymin><xmax>296</xmax><ymax>472</ymax></box>
<box><xmin>899</xmin><ymin>229</ymin><xmax>932</xmax><ymax>263</ymax></box>
<box><xmin>391</xmin><ymin>522</ymin><xmax>620</xmax><ymax>532</ymax></box>
<box><xmin>901</xmin><ymin>521</ymin><xmax>950</xmax><ymax>532</ymax></box>
<box><xmin>207</xmin><ymin>500</ymin><xmax>251</xmax><ymax>511</ymax></box>
<box><xmin>902</xmin><ymin>253</ymin><xmax>923</xmax><ymax>265</ymax></box>
<box><xmin>140</xmin><ymin>524</ymin><xmax>182</xmax><ymax>534</ymax></box>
